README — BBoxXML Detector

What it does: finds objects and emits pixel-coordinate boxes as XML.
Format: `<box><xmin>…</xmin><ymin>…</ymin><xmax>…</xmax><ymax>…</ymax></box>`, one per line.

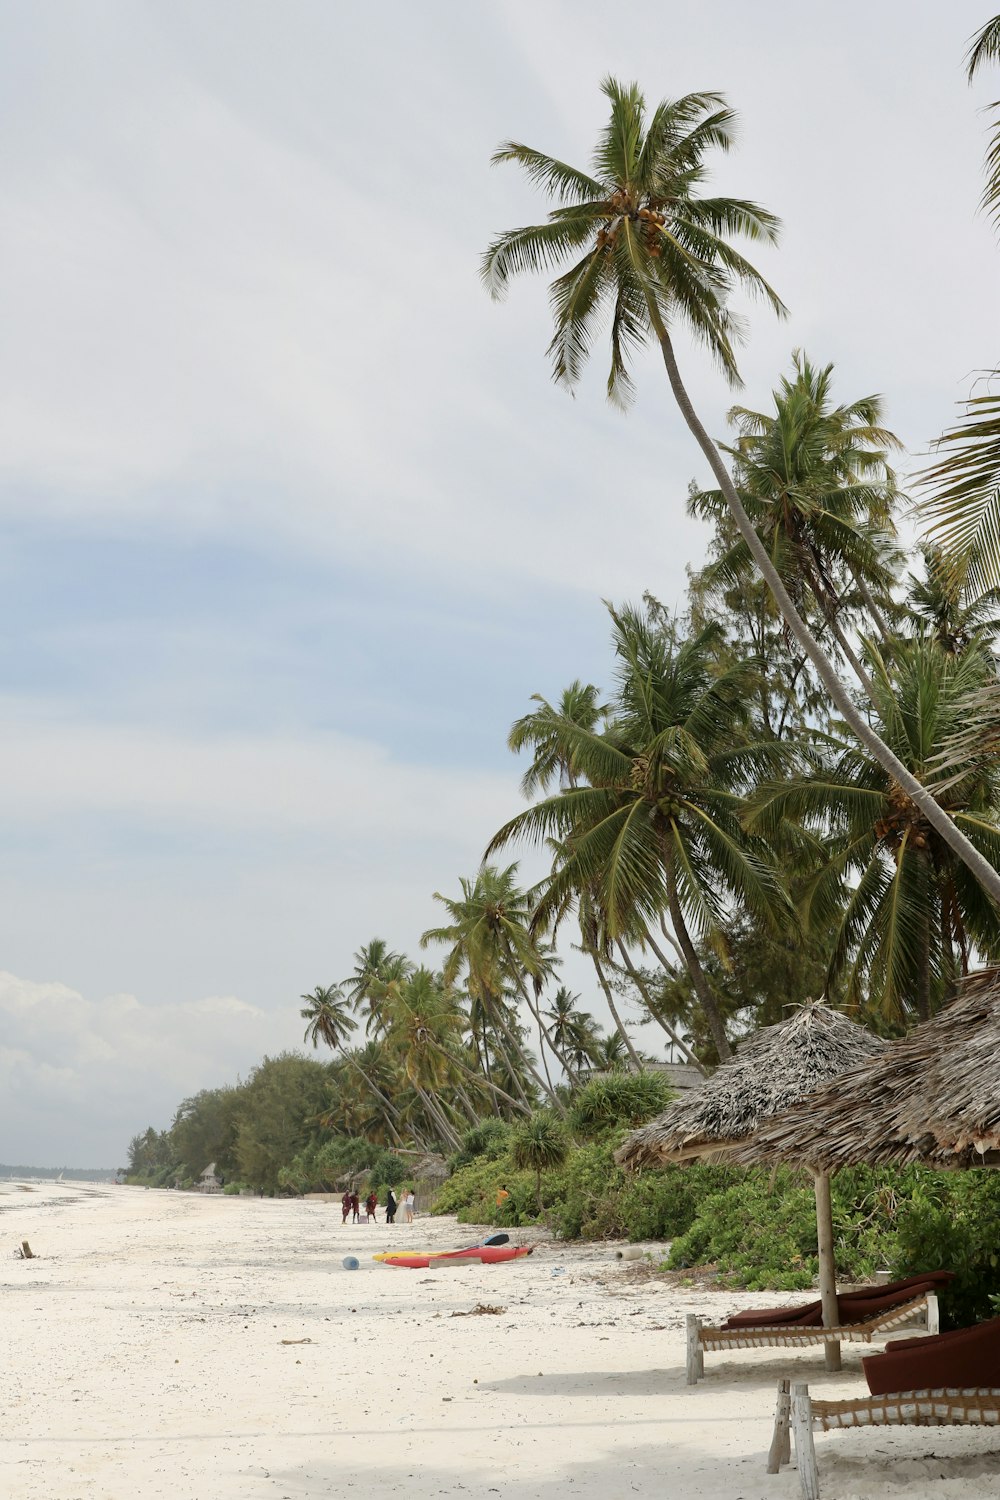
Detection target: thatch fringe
<box><xmin>737</xmin><ymin>968</ymin><xmax>1000</xmax><ymax>1171</ymax></box>
<box><xmin>616</xmin><ymin>1003</ymin><xmax>885</xmax><ymax>1171</ymax></box>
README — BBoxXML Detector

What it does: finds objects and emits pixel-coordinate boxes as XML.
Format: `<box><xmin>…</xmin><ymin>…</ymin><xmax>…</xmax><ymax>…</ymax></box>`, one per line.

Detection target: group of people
<box><xmin>340</xmin><ymin>1187</ymin><xmax>415</xmax><ymax>1225</ymax></box>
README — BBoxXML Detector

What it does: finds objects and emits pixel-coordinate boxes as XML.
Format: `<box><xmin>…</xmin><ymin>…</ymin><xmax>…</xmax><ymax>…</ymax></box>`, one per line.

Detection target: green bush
<box><xmin>450</xmin><ymin>1119</ymin><xmax>512</xmax><ymax>1169</ymax></box>
<box><xmin>568</xmin><ymin>1073</ymin><xmax>674</xmax><ymax>1133</ymax></box>
<box><xmin>222</xmin><ymin>1182</ymin><xmax>246</xmax><ymax>1195</ymax></box>
<box><xmin>889</xmin><ymin>1169</ymin><xmax>1000</xmax><ymax>1328</ymax></box>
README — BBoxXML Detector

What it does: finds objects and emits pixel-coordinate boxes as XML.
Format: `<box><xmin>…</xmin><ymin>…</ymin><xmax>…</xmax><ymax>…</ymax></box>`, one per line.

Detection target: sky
<box><xmin>2</xmin><ymin>1</ymin><xmax>998</xmax><ymax>1166</ymax></box>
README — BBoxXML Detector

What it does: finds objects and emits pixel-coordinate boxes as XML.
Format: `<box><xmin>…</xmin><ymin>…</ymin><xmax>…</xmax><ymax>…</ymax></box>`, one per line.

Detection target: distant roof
<box><xmin>616</xmin><ymin>1003</ymin><xmax>886</xmax><ymax>1171</ymax></box>
<box><xmin>737</xmin><ymin>968</ymin><xmax>1000</xmax><ymax>1171</ymax></box>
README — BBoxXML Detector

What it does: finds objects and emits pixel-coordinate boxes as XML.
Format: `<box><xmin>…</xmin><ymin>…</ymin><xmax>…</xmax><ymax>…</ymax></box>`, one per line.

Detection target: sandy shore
<box><xmin>2</xmin><ymin>1182</ymin><xmax>998</xmax><ymax>1499</ymax></box>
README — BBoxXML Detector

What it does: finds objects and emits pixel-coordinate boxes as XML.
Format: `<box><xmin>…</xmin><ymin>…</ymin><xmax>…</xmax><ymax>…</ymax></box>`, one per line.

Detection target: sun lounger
<box><xmin>686</xmin><ymin>1276</ymin><xmax>948</xmax><ymax>1386</ymax></box>
<box><xmin>768</xmin><ymin>1377</ymin><xmax>1000</xmax><ymax>1499</ymax></box>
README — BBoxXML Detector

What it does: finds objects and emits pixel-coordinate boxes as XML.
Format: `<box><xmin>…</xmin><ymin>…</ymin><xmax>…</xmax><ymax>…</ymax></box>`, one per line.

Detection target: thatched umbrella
<box><xmin>737</xmin><ymin>967</ymin><xmax>1000</xmax><ymax>1173</ymax></box>
<box><xmin>616</xmin><ymin>1003</ymin><xmax>886</xmax><ymax>1370</ymax></box>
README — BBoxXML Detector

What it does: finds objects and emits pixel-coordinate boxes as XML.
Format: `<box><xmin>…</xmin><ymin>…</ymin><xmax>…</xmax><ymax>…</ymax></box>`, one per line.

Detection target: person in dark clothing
<box><xmin>350</xmin><ymin>1191</ymin><xmax>360</xmax><ymax>1223</ymax></box>
<box><xmin>385</xmin><ymin>1189</ymin><xmax>397</xmax><ymax>1224</ymax></box>
<box><xmin>341</xmin><ymin>1191</ymin><xmax>351</xmax><ymax>1224</ymax></box>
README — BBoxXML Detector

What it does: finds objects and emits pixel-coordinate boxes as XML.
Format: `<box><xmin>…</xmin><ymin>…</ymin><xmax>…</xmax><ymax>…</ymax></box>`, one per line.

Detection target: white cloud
<box><xmin>0</xmin><ymin>970</ymin><xmax>288</xmax><ymax>1167</ymax></box>
<box><xmin>0</xmin><ymin>708</ymin><xmax>516</xmax><ymax>840</ymax></box>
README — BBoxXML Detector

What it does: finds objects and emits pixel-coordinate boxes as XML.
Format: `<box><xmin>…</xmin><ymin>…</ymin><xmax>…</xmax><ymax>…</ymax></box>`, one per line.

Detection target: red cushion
<box><xmin>863</xmin><ymin>1315</ymin><xmax>1000</xmax><ymax>1396</ymax></box>
<box><xmin>721</xmin><ymin>1272</ymin><xmax>954</xmax><ymax>1332</ymax></box>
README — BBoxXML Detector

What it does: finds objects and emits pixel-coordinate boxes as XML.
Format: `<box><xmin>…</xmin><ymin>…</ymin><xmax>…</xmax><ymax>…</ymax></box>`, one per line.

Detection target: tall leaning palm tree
<box><xmin>483</xmin><ymin>76</ymin><xmax>1000</xmax><ymax>905</ymax></box>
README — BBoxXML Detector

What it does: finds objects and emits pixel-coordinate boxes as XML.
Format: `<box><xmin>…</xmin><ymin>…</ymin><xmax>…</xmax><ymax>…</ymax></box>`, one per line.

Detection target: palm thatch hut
<box><xmin>737</xmin><ymin>967</ymin><xmax>1000</xmax><ymax>1173</ymax></box>
<box><xmin>616</xmin><ymin>1003</ymin><xmax>886</xmax><ymax>1369</ymax></box>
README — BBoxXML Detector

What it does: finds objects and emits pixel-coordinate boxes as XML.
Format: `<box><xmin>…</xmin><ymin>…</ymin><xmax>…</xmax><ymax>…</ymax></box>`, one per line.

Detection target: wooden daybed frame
<box><xmin>685</xmin><ymin>1292</ymin><xmax>939</xmax><ymax>1385</ymax></box>
<box><xmin>768</xmin><ymin>1377</ymin><xmax>1000</xmax><ymax>1499</ymax></box>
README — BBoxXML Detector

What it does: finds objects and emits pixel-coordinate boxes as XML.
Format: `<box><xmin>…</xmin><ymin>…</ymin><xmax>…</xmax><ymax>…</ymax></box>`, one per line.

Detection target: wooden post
<box><xmin>926</xmin><ymin>1292</ymin><xmax>940</xmax><ymax>1336</ymax></box>
<box><xmin>685</xmin><ymin>1314</ymin><xmax>704</xmax><ymax>1385</ymax></box>
<box><xmin>767</xmin><ymin>1377</ymin><xmax>791</xmax><ymax>1473</ymax></box>
<box><xmin>791</xmin><ymin>1383</ymin><xmax>820</xmax><ymax>1500</ymax></box>
<box><xmin>813</xmin><ymin>1171</ymin><xmax>841</xmax><ymax>1372</ymax></box>
<box><xmin>20</xmin><ymin>1240</ymin><xmax>34</xmax><ymax>1260</ymax></box>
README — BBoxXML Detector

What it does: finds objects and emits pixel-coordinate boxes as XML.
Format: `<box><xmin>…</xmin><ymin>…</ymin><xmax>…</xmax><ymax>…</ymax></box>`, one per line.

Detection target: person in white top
<box><xmin>404</xmin><ymin>1189</ymin><xmax>415</xmax><ymax>1223</ymax></box>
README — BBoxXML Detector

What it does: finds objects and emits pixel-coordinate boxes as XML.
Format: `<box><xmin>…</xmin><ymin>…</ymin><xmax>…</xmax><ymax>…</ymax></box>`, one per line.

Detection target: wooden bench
<box><xmin>768</xmin><ymin>1377</ymin><xmax>1000</xmax><ymax>1499</ymax></box>
<box><xmin>685</xmin><ymin>1293</ymin><xmax>938</xmax><ymax>1385</ymax></box>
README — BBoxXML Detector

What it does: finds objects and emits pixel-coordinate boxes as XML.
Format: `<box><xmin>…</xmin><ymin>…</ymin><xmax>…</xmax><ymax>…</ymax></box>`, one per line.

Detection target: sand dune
<box><xmin>2</xmin><ymin>1182</ymin><xmax>998</xmax><ymax>1498</ymax></box>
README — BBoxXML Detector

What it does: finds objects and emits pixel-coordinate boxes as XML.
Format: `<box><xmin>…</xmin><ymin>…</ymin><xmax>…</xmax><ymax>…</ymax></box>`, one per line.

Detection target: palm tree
<box><xmin>510</xmin><ymin>1110</ymin><xmax>570</xmax><ymax>1215</ymax></box>
<box><xmin>421</xmin><ymin>865</ymin><xmax>571</xmax><ymax>1112</ymax></box>
<box><xmin>906</xmin><ymin>546</ymin><xmax>1000</xmax><ymax>655</ymax></box>
<box><xmin>968</xmin><ymin>14</ymin><xmax>1000</xmax><ymax>224</ymax></box>
<box><xmin>508</xmin><ymin>682</ymin><xmax>606</xmax><ymax>794</ymax></box>
<box><xmin>300</xmin><ymin>985</ymin><xmax>357</xmax><ymax>1051</ymax></box>
<box><xmin>916</xmin><ymin>22</ymin><xmax>1000</xmax><ymax>591</ymax></box>
<box><xmin>750</xmin><ymin>638</ymin><xmax>1000</xmax><ymax>1021</ymax></box>
<box><xmin>689</xmin><ymin>352</ymin><xmax>903</xmax><ymax>679</ymax></box>
<box><xmin>483</xmin><ymin>76</ymin><xmax>1000</xmax><ymax>905</ymax></box>
<box><xmin>490</xmin><ymin>606</ymin><xmax>794</xmax><ymax>1060</ymax></box>
<box><xmin>344</xmin><ymin>939</ymin><xmax>413</xmax><ymax>1035</ymax></box>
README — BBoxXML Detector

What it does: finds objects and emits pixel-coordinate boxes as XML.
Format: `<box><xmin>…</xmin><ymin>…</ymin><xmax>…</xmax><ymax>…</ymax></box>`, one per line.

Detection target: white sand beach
<box><xmin>2</xmin><ymin>1182</ymin><xmax>998</xmax><ymax>1500</ymax></box>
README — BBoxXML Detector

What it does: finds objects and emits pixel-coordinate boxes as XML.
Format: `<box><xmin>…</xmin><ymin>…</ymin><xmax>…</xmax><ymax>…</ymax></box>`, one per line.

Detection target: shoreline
<box><xmin>2</xmin><ymin>1183</ymin><xmax>998</xmax><ymax>1498</ymax></box>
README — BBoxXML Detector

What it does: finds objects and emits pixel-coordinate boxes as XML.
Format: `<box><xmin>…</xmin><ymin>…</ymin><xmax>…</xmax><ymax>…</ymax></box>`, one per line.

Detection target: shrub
<box><xmin>511</xmin><ymin>1111</ymin><xmax>570</xmax><ymax>1212</ymax></box>
<box><xmin>450</xmin><ymin>1118</ymin><xmax>512</xmax><ymax>1170</ymax></box>
<box><xmin>568</xmin><ymin>1073</ymin><xmax>674</xmax><ymax>1134</ymax></box>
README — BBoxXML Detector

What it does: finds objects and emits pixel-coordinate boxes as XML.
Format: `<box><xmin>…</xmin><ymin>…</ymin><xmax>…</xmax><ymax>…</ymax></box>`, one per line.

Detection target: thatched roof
<box><xmin>616</xmin><ymin>1003</ymin><xmax>886</xmax><ymax>1171</ymax></box>
<box><xmin>737</xmin><ymin>968</ymin><xmax>1000</xmax><ymax>1172</ymax></box>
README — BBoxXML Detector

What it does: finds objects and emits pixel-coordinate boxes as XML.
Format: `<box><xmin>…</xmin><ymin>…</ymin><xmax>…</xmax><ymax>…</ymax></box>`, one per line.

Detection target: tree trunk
<box><xmin>489</xmin><ymin>995</ymin><xmax>570</xmax><ymax>1119</ymax></box>
<box><xmin>514</xmin><ymin>974</ymin><xmax>580</xmax><ymax>1087</ymax></box>
<box><xmin>427</xmin><ymin>1038</ymin><xmax>530</xmax><ymax>1117</ymax></box>
<box><xmin>651</xmin><ymin>316</ymin><xmax>1000</xmax><ymax>909</ymax></box>
<box><xmin>662</xmin><ymin>843</ymin><xmax>733</xmax><ymax>1062</ymax></box>
<box><xmin>614</xmin><ymin>938</ymin><xmax>707</xmax><ymax>1075</ymax></box>
<box><xmin>588</xmin><ymin>949</ymin><xmax>645</xmax><ymax>1071</ymax></box>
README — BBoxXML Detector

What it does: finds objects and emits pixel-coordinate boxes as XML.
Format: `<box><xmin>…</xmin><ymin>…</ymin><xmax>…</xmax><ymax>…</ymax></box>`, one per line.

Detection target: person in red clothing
<box><xmin>350</xmin><ymin>1191</ymin><xmax>360</xmax><ymax>1223</ymax></box>
<box><xmin>341</xmin><ymin>1191</ymin><xmax>351</xmax><ymax>1224</ymax></box>
<box><xmin>365</xmin><ymin>1190</ymin><xmax>378</xmax><ymax>1221</ymax></box>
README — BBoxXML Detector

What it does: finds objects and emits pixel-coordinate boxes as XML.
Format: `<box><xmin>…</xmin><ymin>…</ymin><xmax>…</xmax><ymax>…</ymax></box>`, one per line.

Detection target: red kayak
<box><xmin>373</xmin><ymin>1244</ymin><xmax>535</xmax><ymax>1270</ymax></box>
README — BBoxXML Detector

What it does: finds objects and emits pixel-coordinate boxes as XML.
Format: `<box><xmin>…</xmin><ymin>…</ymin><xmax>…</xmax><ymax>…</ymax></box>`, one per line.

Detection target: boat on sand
<box><xmin>373</xmin><ymin>1243</ymin><xmax>535</xmax><ymax>1270</ymax></box>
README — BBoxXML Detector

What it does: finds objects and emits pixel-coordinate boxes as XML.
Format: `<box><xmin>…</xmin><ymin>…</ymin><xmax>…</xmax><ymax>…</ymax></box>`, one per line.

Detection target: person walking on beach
<box><xmin>365</xmin><ymin>1190</ymin><xmax>378</xmax><ymax>1222</ymax></box>
<box><xmin>385</xmin><ymin>1189</ymin><xmax>397</xmax><ymax>1225</ymax></box>
<box><xmin>350</xmin><ymin>1190</ymin><xmax>360</xmax><ymax>1223</ymax></box>
<box><xmin>404</xmin><ymin>1189</ymin><xmax>415</xmax><ymax>1224</ymax></box>
<box><xmin>341</xmin><ymin>1190</ymin><xmax>351</xmax><ymax>1225</ymax></box>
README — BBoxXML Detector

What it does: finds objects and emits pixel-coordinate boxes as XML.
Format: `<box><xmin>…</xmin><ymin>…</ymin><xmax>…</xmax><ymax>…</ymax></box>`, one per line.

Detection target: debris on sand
<box><xmin>451</xmin><ymin>1303</ymin><xmax>506</xmax><ymax>1317</ymax></box>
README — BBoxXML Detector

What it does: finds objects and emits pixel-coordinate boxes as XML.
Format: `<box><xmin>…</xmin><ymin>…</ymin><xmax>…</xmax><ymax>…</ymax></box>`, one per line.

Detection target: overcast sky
<box><xmin>2</xmin><ymin>1</ymin><xmax>998</xmax><ymax>1166</ymax></box>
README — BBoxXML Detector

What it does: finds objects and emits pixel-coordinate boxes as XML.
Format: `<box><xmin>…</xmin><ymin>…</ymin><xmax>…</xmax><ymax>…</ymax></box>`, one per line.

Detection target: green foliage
<box><xmin>450</xmin><ymin>1118</ymin><xmax>512</xmax><ymax>1169</ymax></box>
<box><xmin>668</xmin><ymin>1169</ymin><xmax>822</xmax><ymax>1289</ymax></box>
<box><xmin>568</xmin><ymin>1073</ymin><xmax>673</xmax><ymax>1133</ymax></box>
<box><xmin>222</xmin><ymin>1182</ymin><xmax>246</xmax><ymax>1196</ymax></box>
<box><xmin>232</xmin><ymin>1053</ymin><xmax>333</xmax><ymax>1193</ymax></box>
<box><xmin>889</xmin><ymin>1168</ymin><xmax>1000</xmax><ymax>1327</ymax></box>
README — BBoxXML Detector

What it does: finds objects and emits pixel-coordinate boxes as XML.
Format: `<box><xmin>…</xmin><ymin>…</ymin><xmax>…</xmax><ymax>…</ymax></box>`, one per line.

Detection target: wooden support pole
<box><xmin>767</xmin><ymin>1377</ymin><xmax>791</xmax><ymax>1473</ymax></box>
<box><xmin>20</xmin><ymin>1240</ymin><xmax>34</xmax><ymax>1260</ymax></box>
<box><xmin>685</xmin><ymin>1314</ymin><xmax>704</xmax><ymax>1385</ymax></box>
<box><xmin>791</xmin><ymin>1383</ymin><xmax>820</xmax><ymax>1500</ymax></box>
<box><xmin>813</xmin><ymin>1171</ymin><xmax>841</xmax><ymax>1372</ymax></box>
<box><xmin>926</xmin><ymin>1292</ymin><xmax>940</xmax><ymax>1336</ymax></box>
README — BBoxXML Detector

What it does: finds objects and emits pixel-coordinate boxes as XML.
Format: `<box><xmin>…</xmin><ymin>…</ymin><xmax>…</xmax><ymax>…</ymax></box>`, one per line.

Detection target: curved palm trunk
<box><xmin>339</xmin><ymin>1050</ymin><xmax>408</xmax><ymax>1148</ymax></box>
<box><xmin>587</xmin><ymin>948</ymin><xmax>644</xmax><ymax>1071</ymax></box>
<box><xmin>614</xmin><ymin>938</ymin><xmax>707</xmax><ymax>1075</ymax></box>
<box><xmin>651</xmin><ymin>316</ymin><xmax>1000</xmax><ymax>909</ymax></box>
<box><xmin>513</xmin><ymin>975</ymin><xmax>580</xmax><ymax>1087</ymax></box>
<box><xmin>414</xmin><ymin>1082</ymin><xmax>462</xmax><ymax>1152</ymax></box>
<box><xmin>427</xmin><ymin>1038</ymin><xmax>531</xmax><ymax>1117</ymax></box>
<box><xmin>849</xmin><ymin>567</ymin><xmax>894</xmax><ymax>646</ymax></box>
<box><xmin>490</xmin><ymin>988</ymin><xmax>570</xmax><ymax>1118</ymax></box>
<box><xmin>661</xmin><ymin>845</ymin><xmax>733</xmax><ymax>1062</ymax></box>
